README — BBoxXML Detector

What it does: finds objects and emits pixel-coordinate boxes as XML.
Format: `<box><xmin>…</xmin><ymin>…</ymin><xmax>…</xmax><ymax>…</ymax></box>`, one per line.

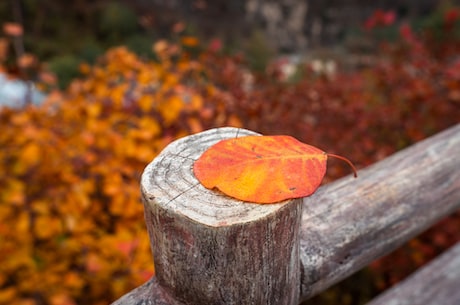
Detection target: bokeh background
<box><xmin>0</xmin><ymin>1</ymin><xmax>459</xmax><ymax>304</ymax></box>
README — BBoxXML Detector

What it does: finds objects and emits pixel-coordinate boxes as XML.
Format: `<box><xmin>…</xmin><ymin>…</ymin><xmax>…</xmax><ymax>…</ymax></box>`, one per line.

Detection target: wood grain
<box><xmin>141</xmin><ymin>127</ymin><xmax>302</xmax><ymax>305</ymax></box>
<box><xmin>112</xmin><ymin>124</ymin><xmax>460</xmax><ymax>304</ymax></box>
<box><xmin>366</xmin><ymin>241</ymin><xmax>460</xmax><ymax>305</ymax></box>
<box><xmin>299</xmin><ymin>123</ymin><xmax>460</xmax><ymax>300</ymax></box>
<box><xmin>111</xmin><ymin>277</ymin><xmax>184</xmax><ymax>305</ymax></box>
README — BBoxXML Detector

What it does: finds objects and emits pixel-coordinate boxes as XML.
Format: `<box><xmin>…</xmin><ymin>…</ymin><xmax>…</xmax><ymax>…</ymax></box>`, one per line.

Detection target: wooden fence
<box><xmin>112</xmin><ymin>124</ymin><xmax>460</xmax><ymax>305</ymax></box>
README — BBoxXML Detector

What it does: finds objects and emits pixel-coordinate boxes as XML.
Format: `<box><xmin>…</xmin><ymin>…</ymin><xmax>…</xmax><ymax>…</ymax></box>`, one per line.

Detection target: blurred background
<box><xmin>0</xmin><ymin>0</ymin><xmax>459</xmax><ymax>304</ymax></box>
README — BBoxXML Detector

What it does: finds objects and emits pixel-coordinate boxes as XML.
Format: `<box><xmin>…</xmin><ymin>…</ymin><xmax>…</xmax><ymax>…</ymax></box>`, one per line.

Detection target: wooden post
<box><xmin>112</xmin><ymin>124</ymin><xmax>460</xmax><ymax>305</ymax></box>
<box><xmin>140</xmin><ymin>127</ymin><xmax>302</xmax><ymax>305</ymax></box>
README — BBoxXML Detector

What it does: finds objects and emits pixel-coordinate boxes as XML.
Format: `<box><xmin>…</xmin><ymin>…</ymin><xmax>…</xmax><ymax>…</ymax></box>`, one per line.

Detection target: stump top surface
<box><xmin>141</xmin><ymin>127</ymin><xmax>291</xmax><ymax>226</ymax></box>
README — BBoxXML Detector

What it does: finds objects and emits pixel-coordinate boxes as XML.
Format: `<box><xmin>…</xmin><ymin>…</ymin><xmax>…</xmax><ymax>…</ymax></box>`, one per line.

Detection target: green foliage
<box><xmin>0</xmin><ymin>1</ymin><xmax>154</xmax><ymax>89</ymax></box>
<box><xmin>125</xmin><ymin>34</ymin><xmax>157</xmax><ymax>59</ymax></box>
<box><xmin>245</xmin><ymin>30</ymin><xmax>275</xmax><ymax>72</ymax></box>
<box><xmin>417</xmin><ymin>3</ymin><xmax>460</xmax><ymax>40</ymax></box>
<box><xmin>47</xmin><ymin>55</ymin><xmax>81</xmax><ymax>89</ymax></box>
<box><xmin>98</xmin><ymin>1</ymin><xmax>139</xmax><ymax>44</ymax></box>
<box><xmin>78</xmin><ymin>40</ymin><xmax>105</xmax><ymax>64</ymax></box>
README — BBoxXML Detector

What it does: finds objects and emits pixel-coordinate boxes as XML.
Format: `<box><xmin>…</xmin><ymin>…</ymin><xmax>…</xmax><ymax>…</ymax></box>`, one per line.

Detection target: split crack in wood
<box><xmin>140</xmin><ymin>127</ymin><xmax>302</xmax><ymax>304</ymax></box>
<box><xmin>141</xmin><ymin>127</ymin><xmax>294</xmax><ymax>226</ymax></box>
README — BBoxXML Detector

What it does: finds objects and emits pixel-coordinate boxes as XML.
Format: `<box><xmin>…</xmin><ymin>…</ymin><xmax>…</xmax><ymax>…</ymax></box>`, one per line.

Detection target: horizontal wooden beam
<box><xmin>112</xmin><ymin>124</ymin><xmax>460</xmax><ymax>304</ymax></box>
<box><xmin>111</xmin><ymin>277</ymin><xmax>181</xmax><ymax>305</ymax></box>
<box><xmin>299</xmin><ymin>123</ymin><xmax>460</xmax><ymax>301</ymax></box>
<box><xmin>366</xmin><ymin>241</ymin><xmax>460</xmax><ymax>305</ymax></box>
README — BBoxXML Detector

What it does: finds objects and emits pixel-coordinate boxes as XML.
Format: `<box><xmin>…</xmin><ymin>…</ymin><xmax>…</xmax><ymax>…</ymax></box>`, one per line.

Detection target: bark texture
<box><xmin>112</xmin><ymin>124</ymin><xmax>460</xmax><ymax>305</ymax></box>
<box><xmin>141</xmin><ymin>127</ymin><xmax>302</xmax><ymax>305</ymax></box>
<box><xmin>366</xmin><ymin>241</ymin><xmax>460</xmax><ymax>305</ymax></box>
<box><xmin>299</xmin><ymin>123</ymin><xmax>460</xmax><ymax>300</ymax></box>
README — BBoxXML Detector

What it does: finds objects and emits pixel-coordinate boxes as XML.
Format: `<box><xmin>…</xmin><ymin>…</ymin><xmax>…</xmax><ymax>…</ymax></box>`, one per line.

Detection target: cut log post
<box><xmin>112</xmin><ymin>123</ymin><xmax>460</xmax><ymax>305</ymax></box>
<box><xmin>365</xmin><ymin>241</ymin><xmax>460</xmax><ymax>305</ymax></box>
<box><xmin>140</xmin><ymin>127</ymin><xmax>303</xmax><ymax>305</ymax></box>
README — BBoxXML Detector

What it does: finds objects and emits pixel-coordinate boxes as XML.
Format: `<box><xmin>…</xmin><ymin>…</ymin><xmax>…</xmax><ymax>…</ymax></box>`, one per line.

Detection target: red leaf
<box><xmin>193</xmin><ymin>135</ymin><xmax>356</xmax><ymax>203</ymax></box>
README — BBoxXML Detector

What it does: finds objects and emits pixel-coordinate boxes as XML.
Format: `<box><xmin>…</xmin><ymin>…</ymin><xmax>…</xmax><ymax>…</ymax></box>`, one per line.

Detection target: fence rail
<box><xmin>112</xmin><ymin>123</ymin><xmax>460</xmax><ymax>305</ymax></box>
<box><xmin>367</xmin><ymin>241</ymin><xmax>460</xmax><ymax>305</ymax></box>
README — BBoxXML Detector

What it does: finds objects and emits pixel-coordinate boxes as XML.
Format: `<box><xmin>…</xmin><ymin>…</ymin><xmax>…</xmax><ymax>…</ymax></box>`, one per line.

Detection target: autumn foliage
<box><xmin>0</xmin><ymin>43</ymin><xmax>241</xmax><ymax>304</ymax></box>
<box><xmin>203</xmin><ymin>17</ymin><xmax>460</xmax><ymax>303</ymax></box>
<box><xmin>1</xmin><ymin>7</ymin><xmax>460</xmax><ymax>305</ymax></box>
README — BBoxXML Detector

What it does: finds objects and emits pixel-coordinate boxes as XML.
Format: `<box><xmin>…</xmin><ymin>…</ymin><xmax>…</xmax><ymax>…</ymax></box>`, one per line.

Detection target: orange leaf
<box><xmin>0</xmin><ymin>38</ymin><xmax>9</xmax><ymax>61</ymax></box>
<box><xmin>85</xmin><ymin>253</ymin><xmax>103</xmax><ymax>273</ymax></box>
<box><xmin>18</xmin><ymin>53</ymin><xmax>36</xmax><ymax>68</ymax></box>
<box><xmin>194</xmin><ymin>135</ymin><xmax>357</xmax><ymax>203</ymax></box>
<box><xmin>50</xmin><ymin>293</ymin><xmax>77</xmax><ymax>305</ymax></box>
<box><xmin>181</xmin><ymin>36</ymin><xmax>199</xmax><ymax>47</ymax></box>
<box><xmin>193</xmin><ymin>135</ymin><xmax>328</xmax><ymax>203</ymax></box>
<box><xmin>3</xmin><ymin>22</ymin><xmax>23</xmax><ymax>36</ymax></box>
<box><xmin>20</xmin><ymin>142</ymin><xmax>41</xmax><ymax>168</ymax></box>
<box><xmin>153</xmin><ymin>40</ymin><xmax>168</xmax><ymax>55</ymax></box>
<box><xmin>172</xmin><ymin>22</ymin><xmax>185</xmax><ymax>33</ymax></box>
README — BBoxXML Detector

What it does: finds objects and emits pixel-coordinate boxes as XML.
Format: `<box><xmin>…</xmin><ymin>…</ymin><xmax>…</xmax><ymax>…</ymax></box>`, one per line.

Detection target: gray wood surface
<box><xmin>366</xmin><ymin>241</ymin><xmax>460</xmax><ymax>305</ymax></box>
<box><xmin>140</xmin><ymin>127</ymin><xmax>302</xmax><ymax>305</ymax></box>
<box><xmin>111</xmin><ymin>277</ymin><xmax>183</xmax><ymax>305</ymax></box>
<box><xmin>299</xmin><ymin>123</ymin><xmax>460</xmax><ymax>301</ymax></box>
<box><xmin>112</xmin><ymin>124</ymin><xmax>460</xmax><ymax>304</ymax></box>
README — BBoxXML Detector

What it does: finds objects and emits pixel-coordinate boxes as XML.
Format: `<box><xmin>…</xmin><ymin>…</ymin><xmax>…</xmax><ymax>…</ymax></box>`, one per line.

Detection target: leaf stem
<box><xmin>327</xmin><ymin>153</ymin><xmax>358</xmax><ymax>178</ymax></box>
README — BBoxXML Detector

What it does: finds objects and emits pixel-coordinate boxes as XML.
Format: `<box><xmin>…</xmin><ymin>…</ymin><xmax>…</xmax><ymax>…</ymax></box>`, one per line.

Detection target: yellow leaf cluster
<box><xmin>0</xmin><ymin>43</ymin><xmax>242</xmax><ymax>304</ymax></box>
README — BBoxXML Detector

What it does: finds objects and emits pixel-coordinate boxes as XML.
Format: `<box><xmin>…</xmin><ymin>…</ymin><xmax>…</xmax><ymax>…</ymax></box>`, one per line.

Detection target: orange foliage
<box><xmin>0</xmin><ymin>45</ymin><xmax>241</xmax><ymax>304</ymax></box>
<box><xmin>1</xmin><ymin>13</ymin><xmax>460</xmax><ymax>303</ymax></box>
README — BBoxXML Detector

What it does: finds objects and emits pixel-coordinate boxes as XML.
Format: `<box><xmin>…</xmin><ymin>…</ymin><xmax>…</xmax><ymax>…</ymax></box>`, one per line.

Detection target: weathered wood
<box><xmin>111</xmin><ymin>277</ymin><xmax>184</xmax><ymax>305</ymax></box>
<box><xmin>365</xmin><ymin>241</ymin><xmax>460</xmax><ymax>305</ymax></box>
<box><xmin>112</xmin><ymin>124</ymin><xmax>460</xmax><ymax>305</ymax></box>
<box><xmin>299</xmin><ymin>123</ymin><xmax>460</xmax><ymax>300</ymax></box>
<box><xmin>140</xmin><ymin>127</ymin><xmax>302</xmax><ymax>305</ymax></box>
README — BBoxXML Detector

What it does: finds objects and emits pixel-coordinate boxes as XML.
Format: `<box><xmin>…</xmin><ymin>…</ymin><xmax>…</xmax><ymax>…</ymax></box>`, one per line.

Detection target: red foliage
<box><xmin>444</xmin><ymin>8</ymin><xmax>460</xmax><ymax>29</ymax></box>
<box><xmin>1</xmin><ymin>6</ymin><xmax>459</xmax><ymax>303</ymax></box>
<box><xmin>364</xmin><ymin>10</ymin><xmax>396</xmax><ymax>30</ymax></box>
<box><xmin>200</xmin><ymin>18</ymin><xmax>460</xmax><ymax>295</ymax></box>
